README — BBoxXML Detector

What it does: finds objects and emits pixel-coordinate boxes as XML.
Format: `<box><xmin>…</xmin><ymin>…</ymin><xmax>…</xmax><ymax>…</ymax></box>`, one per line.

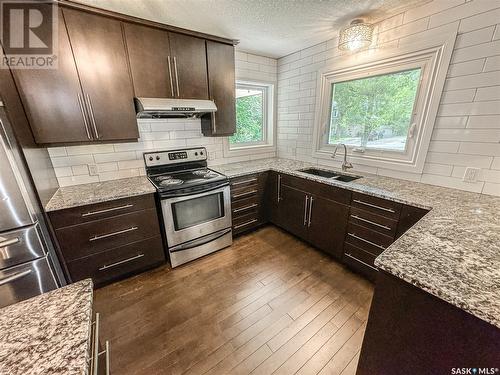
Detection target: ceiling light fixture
<box><xmin>338</xmin><ymin>19</ymin><xmax>374</xmax><ymax>51</ymax></box>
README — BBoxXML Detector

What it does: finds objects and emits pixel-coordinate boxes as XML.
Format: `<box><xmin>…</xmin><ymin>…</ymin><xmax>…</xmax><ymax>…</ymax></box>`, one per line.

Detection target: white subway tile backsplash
<box><xmin>49</xmin><ymin>52</ymin><xmax>278</xmax><ymax>187</ymax></box>
<box><xmin>458</xmin><ymin>142</ymin><xmax>500</xmax><ymax>156</ymax></box>
<box><xmin>440</xmin><ymin>88</ymin><xmax>476</xmax><ymax>104</ymax></box>
<box><xmin>403</xmin><ymin>0</ymin><xmax>463</xmax><ymax>24</ymax></box>
<box><xmin>438</xmin><ymin>100</ymin><xmax>500</xmax><ymax>116</ymax></box>
<box><xmin>445</xmin><ymin>71</ymin><xmax>500</xmax><ymax>91</ymax></box>
<box><xmin>451</xmin><ymin>40</ymin><xmax>500</xmax><ymax>63</ymax></box>
<box><xmin>455</xmin><ymin>26</ymin><xmax>495</xmax><ymax>48</ymax></box>
<box><xmin>474</xmin><ymin>86</ymin><xmax>500</xmax><ymax>101</ymax></box>
<box><xmin>447</xmin><ymin>59</ymin><xmax>485</xmax><ymax>77</ymax></box>
<box><xmin>432</xmin><ymin>128</ymin><xmax>500</xmax><ymax>142</ymax></box>
<box><xmin>434</xmin><ymin>116</ymin><xmax>468</xmax><ymax>129</ymax></box>
<box><xmin>467</xmin><ymin>115</ymin><xmax>500</xmax><ymax>128</ymax></box>
<box><xmin>482</xmin><ymin>182</ymin><xmax>500</xmax><ymax>196</ymax></box>
<box><xmin>428</xmin><ymin>0</ymin><xmax>499</xmax><ymax>29</ymax></box>
<box><xmin>483</xmin><ymin>55</ymin><xmax>500</xmax><ymax>72</ymax></box>
<box><xmin>458</xmin><ymin>7</ymin><xmax>500</xmax><ymax>33</ymax></box>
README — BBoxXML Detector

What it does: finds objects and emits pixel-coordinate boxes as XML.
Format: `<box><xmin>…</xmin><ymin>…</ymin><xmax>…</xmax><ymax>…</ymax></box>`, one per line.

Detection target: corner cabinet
<box><xmin>202</xmin><ymin>41</ymin><xmax>236</xmax><ymax>136</ymax></box>
<box><xmin>8</xmin><ymin>6</ymin><xmax>138</xmax><ymax>144</ymax></box>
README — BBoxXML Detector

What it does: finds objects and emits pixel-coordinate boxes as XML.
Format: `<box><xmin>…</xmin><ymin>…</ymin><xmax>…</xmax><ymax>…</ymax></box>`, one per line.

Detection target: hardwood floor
<box><xmin>94</xmin><ymin>225</ymin><xmax>374</xmax><ymax>375</ymax></box>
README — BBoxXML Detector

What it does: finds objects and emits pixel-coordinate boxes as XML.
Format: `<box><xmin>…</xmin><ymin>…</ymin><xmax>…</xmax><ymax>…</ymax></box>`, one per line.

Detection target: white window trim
<box><xmin>223</xmin><ymin>79</ymin><xmax>276</xmax><ymax>157</ymax></box>
<box><xmin>312</xmin><ymin>25</ymin><xmax>458</xmax><ymax>173</ymax></box>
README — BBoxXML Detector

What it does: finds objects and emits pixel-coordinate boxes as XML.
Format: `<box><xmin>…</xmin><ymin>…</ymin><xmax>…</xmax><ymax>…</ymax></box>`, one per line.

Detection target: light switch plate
<box><xmin>88</xmin><ymin>164</ymin><xmax>98</xmax><ymax>176</ymax></box>
<box><xmin>463</xmin><ymin>167</ymin><xmax>480</xmax><ymax>183</ymax></box>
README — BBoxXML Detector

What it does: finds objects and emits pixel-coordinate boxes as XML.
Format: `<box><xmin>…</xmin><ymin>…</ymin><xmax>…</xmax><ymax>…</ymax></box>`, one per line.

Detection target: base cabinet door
<box><xmin>307</xmin><ymin>196</ymin><xmax>349</xmax><ymax>259</ymax></box>
<box><xmin>278</xmin><ymin>185</ymin><xmax>309</xmax><ymax>241</ymax></box>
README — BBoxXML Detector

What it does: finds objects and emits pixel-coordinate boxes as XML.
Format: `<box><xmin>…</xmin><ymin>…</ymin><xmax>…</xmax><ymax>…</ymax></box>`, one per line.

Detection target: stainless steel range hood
<box><xmin>134</xmin><ymin>97</ymin><xmax>217</xmax><ymax>118</ymax></box>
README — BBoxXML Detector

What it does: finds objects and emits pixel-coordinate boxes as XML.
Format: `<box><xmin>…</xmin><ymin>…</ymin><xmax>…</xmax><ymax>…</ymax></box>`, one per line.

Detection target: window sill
<box><xmin>223</xmin><ymin>141</ymin><xmax>275</xmax><ymax>158</ymax></box>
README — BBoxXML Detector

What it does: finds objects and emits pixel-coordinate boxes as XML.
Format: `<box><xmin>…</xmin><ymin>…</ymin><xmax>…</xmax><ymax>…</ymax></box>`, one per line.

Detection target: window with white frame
<box><xmin>229</xmin><ymin>81</ymin><xmax>274</xmax><ymax>149</ymax></box>
<box><xmin>313</xmin><ymin>32</ymin><xmax>457</xmax><ymax>173</ymax></box>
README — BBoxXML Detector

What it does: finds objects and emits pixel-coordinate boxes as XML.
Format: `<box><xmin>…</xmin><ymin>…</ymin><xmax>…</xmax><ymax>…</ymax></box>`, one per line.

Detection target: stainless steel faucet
<box><xmin>331</xmin><ymin>143</ymin><xmax>353</xmax><ymax>172</ymax></box>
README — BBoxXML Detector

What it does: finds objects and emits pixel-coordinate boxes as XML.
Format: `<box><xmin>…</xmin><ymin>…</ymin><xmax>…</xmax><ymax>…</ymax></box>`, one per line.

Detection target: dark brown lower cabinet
<box><xmin>357</xmin><ymin>271</ymin><xmax>500</xmax><ymax>374</ymax></box>
<box><xmin>48</xmin><ymin>194</ymin><xmax>166</xmax><ymax>287</ymax></box>
<box><xmin>267</xmin><ymin>172</ymin><xmax>351</xmax><ymax>259</ymax></box>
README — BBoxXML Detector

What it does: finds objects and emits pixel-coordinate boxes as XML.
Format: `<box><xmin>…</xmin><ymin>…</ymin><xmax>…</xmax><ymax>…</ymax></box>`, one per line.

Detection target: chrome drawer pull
<box><xmin>232</xmin><ymin>190</ymin><xmax>258</xmax><ymax>199</ymax></box>
<box><xmin>90</xmin><ymin>226</ymin><xmax>138</xmax><ymax>242</ymax></box>
<box><xmin>344</xmin><ymin>253</ymin><xmax>378</xmax><ymax>271</ymax></box>
<box><xmin>347</xmin><ymin>233</ymin><xmax>386</xmax><ymax>250</ymax></box>
<box><xmin>234</xmin><ymin>219</ymin><xmax>258</xmax><ymax>229</ymax></box>
<box><xmin>0</xmin><ymin>237</ymin><xmax>20</xmax><ymax>248</ymax></box>
<box><xmin>232</xmin><ymin>178</ymin><xmax>258</xmax><ymax>186</ymax></box>
<box><xmin>233</xmin><ymin>203</ymin><xmax>258</xmax><ymax>213</ymax></box>
<box><xmin>77</xmin><ymin>93</ymin><xmax>92</xmax><ymax>140</ymax></box>
<box><xmin>352</xmin><ymin>199</ymin><xmax>396</xmax><ymax>213</ymax></box>
<box><xmin>350</xmin><ymin>215</ymin><xmax>391</xmax><ymax>231</ymax></box>
<box><xmin>167</xmin><ymin>56</ymin><xmax>174</xmax><ymax>97</ymax></box>
<box><xmin>98</xmin><ymin>253</ymin><xmax>144</xmax><ymax>271</ymax></box>
<box><xmin>277</xmin><ymin>174</ymin><xmax>282</xmax><ymax>202</ymax></box>
<box><xmin>307</xmin><ymin>196</ymin><xmax>313</xmax><ymax>227</ymax></box>
<box><xmin>82</xmin><ymin>204</ymin><xmax>134</xmax><ymax>217</ymax></box>
<box><xmin>0</xmin><ymin>269</ymin><xmax>31</xmax><ymax>286</ymax></box>
<box><xmin>303</xmin><ymin>196</ymin><xmax>309</xmax><ymax>226</ymax></box>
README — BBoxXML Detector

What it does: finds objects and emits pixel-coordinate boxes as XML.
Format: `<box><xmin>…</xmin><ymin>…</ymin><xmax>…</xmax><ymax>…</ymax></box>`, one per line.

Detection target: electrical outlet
<box><xmin>88</xmin><ymin>164</ymin><xmax>98</xmax><ymax>176</ymax></box>
<box><xmin>463</xmin><ymin>167</ymin><xmax>480</xmax><ymax>183</ymax></box>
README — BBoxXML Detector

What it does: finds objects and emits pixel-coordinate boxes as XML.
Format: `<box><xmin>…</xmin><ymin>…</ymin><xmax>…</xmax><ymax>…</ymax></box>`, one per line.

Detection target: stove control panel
<box><xmin>144</xmin><ymin>147</ymin><xmax>207</xmax><ymax>167</ymax></box>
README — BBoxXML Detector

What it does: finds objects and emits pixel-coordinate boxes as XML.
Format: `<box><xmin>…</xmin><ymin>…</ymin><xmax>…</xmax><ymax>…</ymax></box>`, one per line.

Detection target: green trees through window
<box><xmin>230</xmin><ymin>86</ymin><xmax>264</xmax><ymax>145</ymax></box>
<box><xmin>329</xmin><ymin>68</ymin><xmax>421</xmax><ymax>151</ymax></box>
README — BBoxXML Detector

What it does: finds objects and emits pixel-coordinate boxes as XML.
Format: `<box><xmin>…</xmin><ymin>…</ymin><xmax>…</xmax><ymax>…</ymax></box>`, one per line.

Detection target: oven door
<box><xmin>161</xmin><ymin>185</ymin><xmax>231</xmax><ymax>247</ymax></box>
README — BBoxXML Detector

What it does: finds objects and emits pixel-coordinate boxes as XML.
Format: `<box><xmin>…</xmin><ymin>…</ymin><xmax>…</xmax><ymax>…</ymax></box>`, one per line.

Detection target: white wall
<box><xmin>48</xmin><ymin>52</ymin><xmax>277</xmax><ymax>187</ymax></box>
<box><xmin>277</xmin><ymin>0</ymin><xmax>500</xmax><ymax>196</ymax></box>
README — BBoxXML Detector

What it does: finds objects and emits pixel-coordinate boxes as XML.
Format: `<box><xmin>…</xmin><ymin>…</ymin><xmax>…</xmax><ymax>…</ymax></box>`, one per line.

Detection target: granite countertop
<box><xmin>45</xmin><ymin>176</ymin><xmax>156</xmax><ymax>212</ymax></box>
<box><xmin>212</xmin><ymin>158</ymin><xmax>500</xmax><ymax>328</ymax></box>
<box><xmin>0</xmin><ymin>279</ymin><xmax>94</xmax><ymax>375</ymax></box>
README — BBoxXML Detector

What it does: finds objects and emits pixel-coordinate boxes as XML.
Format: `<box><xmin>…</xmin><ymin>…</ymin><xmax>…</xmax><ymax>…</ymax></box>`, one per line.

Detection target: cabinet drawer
<box><xmin>233</xmin><ymin>211</ymin><xmax>260</xmax><ymax>234</ymax></box>
<box><xmin>231</xmin><ymin>183</ymin><xmax>259</xmax><ymax>200</ymax></box>
<box><xmin>232</xmin><ymin>195</ymin><xmax>259</xmax><ymax>216</ymax></box>
<box><xmin>230</xmin><ymin>174</ymin><xmax>260</xmax><ymax>189</ymax></box>
<box><xmin>49</xmin><ymin>194</ymin><xmax>156</xmax><ymax>228</ymax></box>
<box><xmin>343</xmin><ymin>251</ymin><xmax>377</xmax><ymax>281</ymax></box>
<box><xmin>0</xmin><ymin>225</ymin><xmax>45</xmax><ymax>270</ymax></box>
<box><xmin>344</xmin><ymin>242</ymin><xmax>377</xmax><ymax>267</ymax></box>
<box><xmin>351</xmin><ymin>192</ymin><xmax>401</xmax><ymax>220</ymax></box>
<box><xmin>349</xmin><ymin>207</ymin><xmax>398</xmax><ymax>238</ymax></box>
<box><xmin>345</xmin><ymin>222</ymin><xmax>394</xmax><ymax>256</ymax></box>
<box><xmin>67</xmin><ymin>236</ymin><xmax>165</xmax><ymax>286</ymax></box>
<box><xmin>55</xmin><ymin>208</ymin><xmax>161</xmax><ymax>261</ymax></box>
<box><xmin>281</xmin><ymin>174</ymin><xmax>351</xmax><ymax>204</ymax></box>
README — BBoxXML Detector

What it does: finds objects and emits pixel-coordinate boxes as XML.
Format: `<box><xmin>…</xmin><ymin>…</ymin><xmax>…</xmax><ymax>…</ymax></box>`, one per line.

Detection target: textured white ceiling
<box><xmin>76</xmin><ymin>0</ymin><xmax>426</xmax><ymax>58</ymax></box>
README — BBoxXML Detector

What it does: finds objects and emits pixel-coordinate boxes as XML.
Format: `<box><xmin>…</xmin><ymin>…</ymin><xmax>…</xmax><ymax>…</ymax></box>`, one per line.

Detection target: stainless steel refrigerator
<box><xmin>0</xmin><ymin>100</ymin><xmax>65</xmax><ymax>308</ymax></box>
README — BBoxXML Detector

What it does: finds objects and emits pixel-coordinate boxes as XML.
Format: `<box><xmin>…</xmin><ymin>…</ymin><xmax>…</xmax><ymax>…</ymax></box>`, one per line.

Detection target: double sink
<box><xmin>299</xmin><ymin>168</ymin><xmax>361</xmax><ymax>183</ymax></box>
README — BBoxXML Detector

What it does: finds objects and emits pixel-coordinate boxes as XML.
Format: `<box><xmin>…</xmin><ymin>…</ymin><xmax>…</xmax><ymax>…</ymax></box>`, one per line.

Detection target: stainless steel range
<box><xmin>144</xmin><ymin>147</ymin><xmax>232</xmax><ymax>267</ymax></box>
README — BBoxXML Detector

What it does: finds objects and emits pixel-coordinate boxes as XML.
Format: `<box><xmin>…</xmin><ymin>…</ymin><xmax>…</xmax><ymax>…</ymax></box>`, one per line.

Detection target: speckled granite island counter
<box><xmin>212</xmin><ymin>158</ymin><xmax>500</xmax><ymax>328</ymax></box>
<box><xmin>45</xmin><ymin>176</ymin><xmax>155</xmax><ymax>212</ymax></box>
<box><xmin>0</xmin><ymin>280</ymin><xmax>93</xmax><ymax>375</ymax></box>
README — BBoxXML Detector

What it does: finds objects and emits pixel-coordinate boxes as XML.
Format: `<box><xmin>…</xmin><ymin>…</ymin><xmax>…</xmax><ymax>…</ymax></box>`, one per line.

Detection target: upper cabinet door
<box><xmin>202</xmin><ymin>41</ymin><xmax>236</xmax><ymax>136</ymax></box>
<box><xmin>168</xmin><ymin>33</ymin><xmax>209</xmax><ymax>100</ymax></box>
<box><xmin>123</xmin><ymin>23</ymin><xmax>173</xmax><ymax>98</ymax></box>
<box><xmin>63</xmin><ymin>8</ymin><xmax>138</xmax><ymax>141</ymax></box>
<box><xmin>10</xmin><ymin>7</ymin><xmax>92</xmax><ymax>144</ymax></box>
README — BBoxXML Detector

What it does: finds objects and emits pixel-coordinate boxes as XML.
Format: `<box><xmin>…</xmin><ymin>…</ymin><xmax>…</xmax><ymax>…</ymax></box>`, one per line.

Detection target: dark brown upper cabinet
<box><xmin>9</xmin><ymin>7</ymin><xmax>93</xmax><ymax>144</ymax></box>
<box><xmin>124</xmin><ymin>25</ymin><xmax>209</xmax><ymax>100</ymax></box>
<box><xmin>123</xmin><ymin>23</ymin><xmax>173</xmax><ymax>98</ymax></box>
<box><xmin>62</xmin><ymin>8</ymin><xmax>138</xmax><ymax>142</ymax></box>
<box><xmin>202</xmin><ymin>41</ymin><xmax>236</xmax><ymax>136</ymax></box>
<box><xmin>168</xmin><ymin>33</ymin><xmax>209</xmax><ymax>100</ymax></box>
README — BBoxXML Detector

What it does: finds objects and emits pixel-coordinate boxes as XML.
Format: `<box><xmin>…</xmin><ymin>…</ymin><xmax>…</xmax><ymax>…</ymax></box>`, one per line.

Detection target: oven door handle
<box><xmin>169</xmin><ymin>228</ymin><xmax>232</xmax><ymax>253</ymax></box>
<box><xmin>159</xmin><ymin>181</ymin><xmax>229</xmax><ymax>199</ymax></box>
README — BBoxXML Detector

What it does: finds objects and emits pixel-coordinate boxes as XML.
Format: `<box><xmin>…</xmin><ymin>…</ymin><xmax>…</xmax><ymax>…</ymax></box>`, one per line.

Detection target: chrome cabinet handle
<box><xmin>350</xmin><ymin>215</ymin><xmax>391</xmax><ymax>231</ymax></box>
<box><xmin>303</xmin><ymin>195</ymin><xmax>309</xmax><ymax>226</ymax></box>
<box><xmin>212</xmin><ymin>110</ymin><xmax>216</xmax><ymax>134</ymax></box>
<box><xmin>99</xmin><ymin>253</ymin><xmax>144</xmax><ymax>271</ymax></box>
<box><xmin>344</xmin><ymin>253</ymin><xmax>378</xmax><ymax>271</ymax></box>
<box><xmin>232</xmin><ymin>190</ymin><xmax>258</xmax><ymax>199</ymax></box>
<box><xmin>353</xmin><ymin>199</ymin><xmax>396</xmax><ymax>213</ymax></box>
<box><xmin>0</xmin><ymin>237</ymin><xmax>20</xmax><ymax>248</ymax></box>
<box><xmin>85</xmin><ymin>93</ymin><xmax>99</xmax><ymax>139</ymax></box>
<box><xmin>232</xmin><ymin>177</ymin><xmax>258</xmax><ymax>186</ymax></box>
<box><xmin>234</xmin><ymin>219</ymin><xmax>258</xmax><ymax>230</ymax></box>
<box><xmin>77</xmin><ymin>93</ymin><xmax>92</xmax><ymax>140</ymax></box>
<box><xmin>0</xmin><ymin>269</ymin><xmax>31</xmax><ymax>286</ymax></box>
<box><xmin>347</xmin><ymin>232</ymin><xmax>386</xmax><ymax>250</ymax></box>
<box><xmin>233</xmin><ymin>203</ymin><xmax>258</xmax><ymax>213</ymax></box>
<box><xmin>88</xmin><ymin>313</ymin><xmax>100</xmax><ymax>375</ymax></box>
<box><xmin>167</xmin><ymin>56</ymin><xmax>174</xmax><ymax>97</ymax></box>
<box><xmin>102</xmin><ymin>341</ymin><xmax>110</xmax><ymax>375</ymax></box>
<box><xmin>277</xmin><ymin>174</ymin><xmax>282</xmax><ymax>202</ymax></box>
<box><xmin>307</xmin><ymin>196</ymin><xmax>313</xmax><ymax>227</ymax></box>
<box><xmin>90</xmin><ymin>226</ymin><xmax>138</xmax><ymax>242</ymax></box>
<box><xmin>173</xmin><ymin>56</ymin><xmax>180</xmax><ymax>97</ymax></box>
<box><xmin>81</xmin><ymin>204</ymin><xmax>134</xmax><ymax>217</ymax></box>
